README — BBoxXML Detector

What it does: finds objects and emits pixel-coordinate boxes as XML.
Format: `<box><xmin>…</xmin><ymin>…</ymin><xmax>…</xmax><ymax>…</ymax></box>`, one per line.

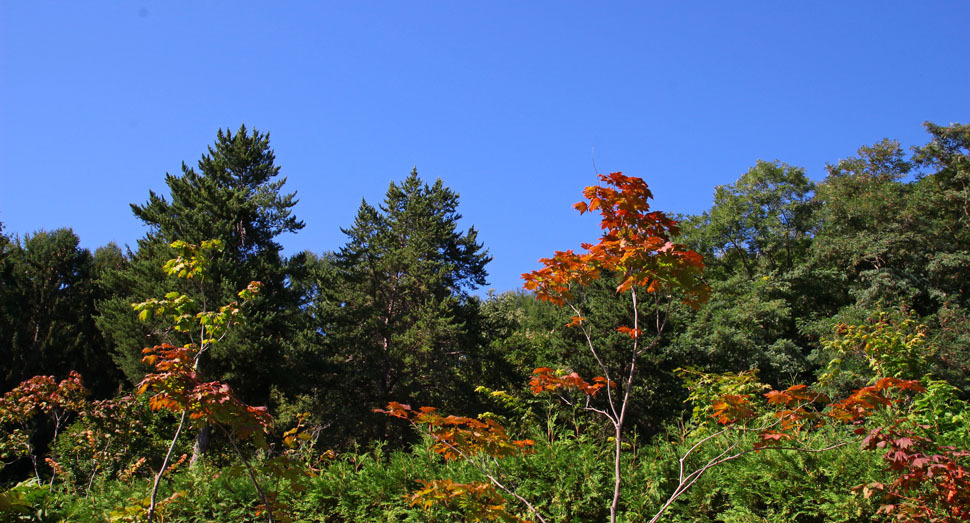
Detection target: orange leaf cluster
<box><xmin>709</xmin><ymin>379</ymin><xmax>931</xmax><ymax>458</ymax></box>
<box><xmin>522</xmin><ymin>172</ymin><xmax>708</xmax><ymax>309</ymax></box>
<box><xmin>374</xmin><ymin>403</ymin><xmax>534</xmax><ymax>461</ymax></box>
<box><xmin>764</xmin><ymin>384</ymin><xmax>827</xmax><ymax>407</ymax></box>
<box><xmin>528</xmin><ymin>367</ymin><xmax>614</xmax><ymax>396</ymax></box>
<box><xmin>615</xmin><ymin>326</ymin><xmax>641</xmax><ymax>339</ymax></box>
<box><xmin>764</xmin><ymin>384</ymin><xmax>829</xmax><ymax>431</ymax></box>
<box><xmin>565</xmin><ymin>316</ymin><xmax>585</xmax><ymax>328</ymax></box>
<box><xmin>138</xmin><ymin>344</ymin><xmax>272</xmax><ymax>442</ymax></box>
<box><xmin>44</xmin><ymin>457</ymin><xmax>65</xmax><ymax>476</ymax></box>
<box><xmin>409</xmin><ymin>479</ymin><xmax>534</xmax><ymax>522</ymax></box>
<box><xmin>827</xmin><ymin>378</ymin><xmax>925</xmax><ymax>423</ymax></box>
<box><xmin>714</xmin><ymin>378</ymin><xmax>925</xmax><ymax>430</ymax></box>
<box><xmin>711</xmin><ymin>394</ymin><xmax>755</xmax><ymax>425</ymax></box>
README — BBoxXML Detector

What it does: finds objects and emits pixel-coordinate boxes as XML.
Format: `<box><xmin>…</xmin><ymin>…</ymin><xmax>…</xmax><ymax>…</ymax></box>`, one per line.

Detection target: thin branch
<box><xmin>650</xmin><ymin>423</ymin><xmax>850</xmax><ymax>523</ymax></box>
<box><xmin>215</xmin><ymin>423</ymin><xmax>275</xmax><ymax>523</ymax></box>
<box><xmin>25</xmin><ymin>436</ymin><xmax>41</xmax><ymax>485</ymax></box>
<box><xmin>582</xmin><ymin>404</ymin><xmax>612</xmax><ymax>420</ymax></box>
<box><xmin>85</xmin><ymin>441</ymin><xmax>111</xmax><ymax>496</ymax></box>
<box><xmin>568</xmin><ymin>304</ymin><xmax>620</xmax><ymax>425</ymax></box>
<box><xmin>147</xmin><ymin>409</ymin><xmax>188</xmax><ymax>523</ymax></box>
<box><xmin>678</xmin><ymin>427</ymin><xmax>730</xmax><ymax>484</ymax></box>
<box><xmin>559</xmin><ymin>393</ymin><xmax>612</xmax><ymax>420</ymax></box>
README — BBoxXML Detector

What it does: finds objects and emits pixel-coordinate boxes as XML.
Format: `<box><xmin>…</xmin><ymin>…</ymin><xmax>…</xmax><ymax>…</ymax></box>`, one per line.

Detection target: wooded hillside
<box><xmin>1</xmin><ymin>122</ymin><xmax>968</xmax><ymax>522</ymax></box>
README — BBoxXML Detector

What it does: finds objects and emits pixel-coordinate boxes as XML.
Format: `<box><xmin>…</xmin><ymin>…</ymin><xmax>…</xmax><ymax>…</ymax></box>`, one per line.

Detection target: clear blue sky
<box><xmin>2</xmin><ymin>2</ymin><xmax>968</xmax><ymax>294</ymax></box>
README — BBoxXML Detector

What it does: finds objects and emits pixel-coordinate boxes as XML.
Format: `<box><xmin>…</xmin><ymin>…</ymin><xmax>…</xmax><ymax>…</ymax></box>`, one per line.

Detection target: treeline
<box><xmin>3</xmin><ymin>126</ymin><xmax>499</xmax><ymax>448</ymax></box>
<box><xmin>1</xmin><ymin>122</ymin><xmax>968</xmax><ymax>521</ymax></box>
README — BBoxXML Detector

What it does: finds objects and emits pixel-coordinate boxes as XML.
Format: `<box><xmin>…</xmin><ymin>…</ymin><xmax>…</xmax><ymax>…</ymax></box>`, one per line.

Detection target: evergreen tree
<box><xmin>97</xmin><ymin>125</ymin><xmax>304</xmax><ymax>406</ymax></box>
<box><xmin>0</xmin><ymin>228</ymin><xmax>120</xmax><ymax>396</ymax></box>
<box><xmin>317</xmin><ymin>169</ymin><xmax>490</xmax><ymax>444</ymax></box>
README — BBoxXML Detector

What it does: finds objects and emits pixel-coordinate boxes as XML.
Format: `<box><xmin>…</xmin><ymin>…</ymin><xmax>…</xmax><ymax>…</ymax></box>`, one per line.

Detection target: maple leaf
<box><xmin>616</xmin><ymin>326</ymin><xmax>640</xmax><ymax>339</ymax></box>
<box><xmin>566</xmin><ymin>316</ymin><xmax>586</xmax><ymax>327</ymax></box>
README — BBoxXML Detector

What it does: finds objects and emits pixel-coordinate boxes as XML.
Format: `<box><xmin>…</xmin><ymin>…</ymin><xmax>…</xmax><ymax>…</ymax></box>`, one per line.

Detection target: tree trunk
<box><xmin>189</xmin><ymin>424</ymin><xmax>211</xmax><ymax>466</ymax></box>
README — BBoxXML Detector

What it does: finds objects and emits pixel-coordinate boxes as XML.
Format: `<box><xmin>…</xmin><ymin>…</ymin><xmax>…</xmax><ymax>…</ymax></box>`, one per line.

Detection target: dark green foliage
<box><xmin>671</xmin><ymin>272</ymin><xmax>809</xmax><ymax>384</ymax></box>
<box><xmin>0</xmin><ymin>229</ymin><xmax>120</xmax><ymax>397</ymax></box>
<box><xmin>294</xmin><ymin>444</ymin><xmax>450</xmax><ymax>521</ymax></box>
<box><xmin>264</xmin><ymin>250</ymin><xmax>342</xmax><ymax>432</ymax></box>
<box><xmin>810</xmin><ymin>130</ymin><xmax>968</xmax><ymax>315</ymax></box>
<box><xmin>914</xmin><ymin>123</ymin><xmax>970</xmax><ymax>287</ymax></box>
<box><xmin>96</xmin><ymin>125</ymin><xmax>305</xmax><ymax>406</ymax></box>
<box><xmin>315</xmin><ymin>169</ymin><xmax>492</xmax><ymax>445</ymax></box>
<box><xmin>479</xmin><ymin>290</ymin><xmax>570</xmax><ymax>385</ymax></box>
<box><xmin>910</xmin><ymin>124</ymin><xmax>970</xmax><ymax>391</ymax></box>
<box><xmin>808</xmin><ymin>128</ymin><xmax>970</xmax><ymax>393</ymax></box>
<box><xmin>927</xmin><ymin>303</ymin><xmax>970</xmax><ymax>393</ymax></box>
<box><xmin>690</xmin><ymin>160</ymin><xmax>817</xmax><ymax>279</ymax></box>
<box><xmin>673</xmin><ymin>130</ymin><xmax>970</xmax><ymax>392</ymax></box>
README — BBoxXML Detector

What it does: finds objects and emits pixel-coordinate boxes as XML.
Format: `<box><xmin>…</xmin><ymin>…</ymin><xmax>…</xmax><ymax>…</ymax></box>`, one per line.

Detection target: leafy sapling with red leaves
<box><xmin>521</xmin><ymin>172</ymin><xmax>708</xmax><ymax>523</ymax></box>
<box><xmin>819</xmin><ymin>315</ymin><xmax>970</xmax><ymax>521</ymax></box>
<box><xmin>857</xmin><ymin>421</ymin><xmax>970</xmax><ymax>522</ymax></box>
<box><xmin>646</xmin><ymin>368</ymin><xmax>929</xmax><ymax>523</ymax></box>
<box><xmin>664</xmin><ymin>313</ymin><xmax>970</xmax><ymax>523</ymax></box>
<box><xmin>132</xmin><ymin>240</ymin><xmax>274</xmax><ymax>523</ymax></box>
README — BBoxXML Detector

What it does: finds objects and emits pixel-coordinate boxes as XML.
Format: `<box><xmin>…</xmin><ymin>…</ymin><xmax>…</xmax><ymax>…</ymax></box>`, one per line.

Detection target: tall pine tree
<box><xmin>316</xmin><ymin>169</ymin><xmax>490</xmax><ymax>444</ymax></box>
<box><xmin>97</xmin><ymin>126</ymin><xmax>304</xmax><ymax>406</ymax></box>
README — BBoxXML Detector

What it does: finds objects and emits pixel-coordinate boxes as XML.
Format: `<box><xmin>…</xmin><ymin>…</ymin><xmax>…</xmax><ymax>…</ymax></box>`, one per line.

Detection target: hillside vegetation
<box><xmin>1</xmin><ymin>122</ymin><xmax>968</xmax><ymax>522</ymax></box>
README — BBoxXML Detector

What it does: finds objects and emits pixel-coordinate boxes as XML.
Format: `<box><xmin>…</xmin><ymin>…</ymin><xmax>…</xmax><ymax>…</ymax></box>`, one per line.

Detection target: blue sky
<box><xmin>2</xmin><ymin>2</ymin><xmax>968</xmax><ymax>294</ymax></box>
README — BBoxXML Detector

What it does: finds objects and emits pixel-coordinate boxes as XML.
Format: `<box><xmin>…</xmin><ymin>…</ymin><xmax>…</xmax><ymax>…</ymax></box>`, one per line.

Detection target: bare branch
<box><xmin>649</xmin><ymin>421</ymin><xmax>851</xmax><ymax>523</ymax></box>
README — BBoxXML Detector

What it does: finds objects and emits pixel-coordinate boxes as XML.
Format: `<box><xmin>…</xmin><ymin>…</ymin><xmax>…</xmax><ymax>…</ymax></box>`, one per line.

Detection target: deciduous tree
<box><xmin>672</xmin><ymin>161</ymin><xmax>821</xmax><ymax>386</ymax></box>
<box><xmin>132</xmin><ymin>239</ymin><xmax>273</xmax><ymax>522</ymax></box>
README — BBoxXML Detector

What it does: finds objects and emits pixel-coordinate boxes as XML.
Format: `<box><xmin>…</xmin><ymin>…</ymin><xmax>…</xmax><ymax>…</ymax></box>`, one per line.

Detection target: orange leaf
<box><xmin>616</xmin><ymin>326</ymin><xmax>640</xmax><ymax>339</ymax></box>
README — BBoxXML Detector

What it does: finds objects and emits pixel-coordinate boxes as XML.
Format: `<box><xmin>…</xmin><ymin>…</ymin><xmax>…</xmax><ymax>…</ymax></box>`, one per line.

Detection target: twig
<box><xmin>215</xmin><ymin>423</ymin><xmax>275</xmax><ymax>523</ymax></box>
<box><xmin>147</xmin><ymin>409</ymin><xmax>188</xmax><ymax>522</ymax></box>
